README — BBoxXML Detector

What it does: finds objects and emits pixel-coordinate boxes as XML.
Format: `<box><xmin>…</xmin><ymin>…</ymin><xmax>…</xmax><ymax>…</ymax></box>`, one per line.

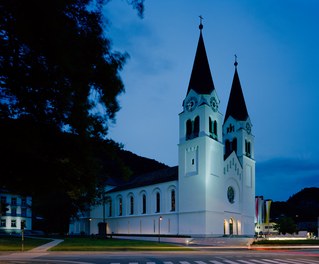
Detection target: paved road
<box><xmin>1</xmin><ymin>249</ymin><xmax>319</xmax><ymax>264</ymax></box>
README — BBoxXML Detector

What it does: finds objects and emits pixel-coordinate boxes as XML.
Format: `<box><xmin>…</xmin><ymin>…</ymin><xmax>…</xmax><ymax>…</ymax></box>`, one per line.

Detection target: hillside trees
<box><xmin>0</xmin><ymin>0</ymin><xmax>144</xmax><ymax>233</ymax></box>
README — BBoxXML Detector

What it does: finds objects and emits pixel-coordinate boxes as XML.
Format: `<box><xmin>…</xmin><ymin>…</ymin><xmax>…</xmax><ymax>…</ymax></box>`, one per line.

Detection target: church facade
<box><xmin>69</xmin><ymin>23</ymin><xmax>256</xmax><ymax>237</ymax></box>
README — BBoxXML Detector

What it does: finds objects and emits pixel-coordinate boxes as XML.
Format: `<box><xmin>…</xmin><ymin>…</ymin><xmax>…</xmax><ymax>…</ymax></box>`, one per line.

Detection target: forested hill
<box><xmin>271</xmin><ymin>187</ymin><xmax>319</xmax><ymax>222</ymax></box>
<box><xmin>117</xmin><ymin>149</ymin><xmax>169</xmax><ymax>178</ymax></box>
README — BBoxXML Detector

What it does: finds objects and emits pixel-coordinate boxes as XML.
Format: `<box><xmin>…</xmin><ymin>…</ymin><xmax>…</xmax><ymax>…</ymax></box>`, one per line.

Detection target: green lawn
<box><xmin>0</xmin><ymin>236</ymin><xmax>52</xmax><ymax>251</ymax></box>
<box><xmin>51</xmin><ymin>237</ymin><xmax>190</xmax><ymax>251</ymax></box>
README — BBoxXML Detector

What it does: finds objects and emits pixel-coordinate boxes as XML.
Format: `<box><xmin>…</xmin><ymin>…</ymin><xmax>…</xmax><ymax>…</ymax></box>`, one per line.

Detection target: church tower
<box><xmin>223</xmin><ymin>58</ymin><xmax>256</xmax><ymax>235</ymax></box>
<box><xmin>178</xmin><ymin>21</ymin><xmax>225</xmax><ymax>235</ymax></box>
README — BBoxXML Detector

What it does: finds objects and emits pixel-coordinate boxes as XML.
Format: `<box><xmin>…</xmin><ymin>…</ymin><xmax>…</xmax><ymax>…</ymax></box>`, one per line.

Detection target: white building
<box><xmin>70</xmin><ymin>22</ymin><xmax>256</xmax><ymax>237</ymax></box>
<box><xmin>0</xmin><ymin>190</ymin><xmax>32</xmax><ymax>234</ymax></box>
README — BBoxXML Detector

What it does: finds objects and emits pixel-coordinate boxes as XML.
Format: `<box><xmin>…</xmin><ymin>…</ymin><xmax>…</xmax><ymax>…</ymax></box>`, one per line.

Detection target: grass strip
<box><xmin>50</xmin><ymin>237</ymin><xmax>191</xmax><ymax>251</ymax></box>
<box><xmin>0</xmin><ymin>236</ymin><xmax>52</xmax><ymax>251</ymax></box>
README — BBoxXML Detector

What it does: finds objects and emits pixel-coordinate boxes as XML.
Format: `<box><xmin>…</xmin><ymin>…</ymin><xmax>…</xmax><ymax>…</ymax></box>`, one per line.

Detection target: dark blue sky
<box><xmin>105</xmin><ymin>0</ymin><xmax>319</xmax><ymax>201</ymax></box>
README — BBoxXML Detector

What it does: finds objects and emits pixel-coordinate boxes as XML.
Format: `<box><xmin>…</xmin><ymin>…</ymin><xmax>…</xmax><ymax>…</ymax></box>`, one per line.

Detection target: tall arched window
<box><xmin>232</xmin><ymin>138</ymin><xmax>237</xmax><ymax>154</ymax></box>
<box><xmin>213</xmin><ymin>120</ymin><xmax>217</xmax><ymax>139</ymax></box>
<box><xmin>118</xmin><ymin>197</ymin><xmax>122</xmax><ymax>216</ymax></box>
<box><xmin>108</xmin><ymin>199</ymin><xmax>112</xmax><ymax>217</ymax></box>
<box><xmin>209</xmin><ymin>117</ymin><xmax>213</xmax><ymax>134</ymax></box>
<box><xmin>142</xmin><ymin>194</ymin><xmax>146</xmax><ymax>214</ymax></box>
<box><xmin>129</xmin><ymin>195</ymin><xmax>134</xmax><ymax>215</ymax></box>
<box><xmin>194</xmin><ymin>116</ymin><xmax>200</xmax><ymax>137</ymax></box>
<box><xmin>225</xmin><ymin>140</ymin><xmax>231</xmax><ymax>157</ymax></box>
<box><xmin>186</xmin><ymin>119</ymin><xmax>192</xmax><ymax>140</ymax></box>
<box><xmin>156</xmin><ymin>192</ymin><xmax>160</xmax><ymax>213</ymax></box>
<box><xmin>171</xmin><ymin>189</ymin><xmax>176</xmax><ymax>212</ymax></box>
<box><xmin>245</xmin><ymin>140</ymin><xmax>251</xmax><ymax>157</ymax></box>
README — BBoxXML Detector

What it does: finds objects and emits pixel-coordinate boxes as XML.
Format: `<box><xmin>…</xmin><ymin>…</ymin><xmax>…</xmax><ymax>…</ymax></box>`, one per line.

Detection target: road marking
<box><xmin>274</xmin><ymin>259</ymin><xmax>312</xmax><ymax>264</ymax></box>
<box><xmin>164</xmin><ymin>262</ymin><xmax>174</xmax><ymax>264</ymax></box>
<box><xmin>248</xmin><ymin>260</ymin><xmax>271</xmax><ymax>264</ymax></box>
<box><xmin>286</xmin><ymin>259</ymin><xmax>319</xmax><ymax>264</ymax></box>
<box><xmin>209</xmin><ymin>261</ymin><xmax>224</xmax><ymax>264</ymax></box>
<box><xmin>224</xmin><ymin>260</ymin><xmax>243</xmax><ymax>264</ymax></box>
<box><xmin>180</xmin><ymin>261</ymin><xmax>191</xmax><ymax>264</ymax></box>
<box><xmin>237</xmin><ymin>260</ymin><xmax>258</xmax><ymax>264</ymax></box>
<box><xmin>146</xmin><ymin>262</ymin><xmax>156</xmax><ymax>264</ymax></box>
<box><xmin>260</xmin><ymin>259</ymin><xmax>282</xmax><ymax>263</ymax></box>
<box><xmin>195</xmin><ymin>261</ymin><xmax>207</xmax><ymax>264</ymax></box>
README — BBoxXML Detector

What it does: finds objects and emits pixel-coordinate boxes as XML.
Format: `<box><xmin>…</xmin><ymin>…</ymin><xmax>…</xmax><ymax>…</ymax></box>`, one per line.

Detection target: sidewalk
<box><xmin>0</xmin><ymin>239</ymin><xmax>64</xmax><ymax>260</ymax></box>
<box><xmin>28</xmin><ymin>238</ymin><xmax>64</xmax><ymax>252</ymax></box>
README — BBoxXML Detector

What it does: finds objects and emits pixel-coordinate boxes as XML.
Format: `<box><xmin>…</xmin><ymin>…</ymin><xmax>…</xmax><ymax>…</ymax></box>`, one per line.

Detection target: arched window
<box><xmin>232</xmin><ymin>138</ymin><xmax>237</xmax><ymax>154</ymax></box>
<box><xmin>171</xmin><ymin>189</ymin><xmax>176</xmax><ymax>212</ymax></box>
<box><xmin>129</xmin><ymin>195</ymin><xmax>134</xmax><ymax>215</ymax></box>
<box><xmin>142</xmin><ymin>194</ymin><xmax>146</xmax><ymax>214</ymax></box>
<box><xmin>108</xmin><ymin>198</ymin><xmax>112</xmax><ymax>217</ymax></box>
<box><xmin>225</xmin><ymin>140</ymin><xmax>231</xmax><ymax>157</ymax></box>
<box><xmin>118</xmin><ymin>197</ymin><xmax>122</xmax><ymax>216</ymax></box>
<box><xmin>186</xmin><ymin>119</ymin><xmax>192</xmax><ymax>140</ymax></box>
<box><xmin>245</xmin><ymin>140</ymin><xmax>251</xmax><ymax>157</ymax></box>
<box><xmin>213</xmin><ymin>121</ymin><xmax>217</xmax><ymax>139</ymax></box>
<box><xmin>194</xmin><ymin>116</ymin><xmax>200</xmax><ymax>137</ymax></box>
<box><xmin>156</xmin><ymin>192</ymin><xmax>160</xmax><ymax>213</ymax></box>
<box><xmin>209</xmin><ymin>117</ymin><xmax>213</xmax><ymax>134</ymax></box>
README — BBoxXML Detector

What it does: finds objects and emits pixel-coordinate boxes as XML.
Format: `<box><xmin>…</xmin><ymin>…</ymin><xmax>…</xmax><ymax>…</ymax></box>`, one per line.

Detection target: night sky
<box><xmin>105</xmin><ymin>0</ymin><xmax>319</xmax><ymax>202</ymax></box>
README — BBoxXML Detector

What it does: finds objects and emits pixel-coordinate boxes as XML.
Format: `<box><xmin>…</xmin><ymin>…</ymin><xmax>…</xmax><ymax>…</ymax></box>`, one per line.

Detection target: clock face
<box><xmin>227</xmin><ymin>186</ymin><xmax>235</xmax><ymax>204</ymax></box>
<box><xmin>186</xmin><ymin>97</ymin><xmax>198</xmax><ymax>112</ymax></box>
<box><xmin>210</xmin><ymin>97</ymin><xmax>218</xmax><ymax>112</ymax></box>
<box><xmin>246</xmin><ymin>123</ymin><xmax>251</xmax><ymax>134</ymax></box>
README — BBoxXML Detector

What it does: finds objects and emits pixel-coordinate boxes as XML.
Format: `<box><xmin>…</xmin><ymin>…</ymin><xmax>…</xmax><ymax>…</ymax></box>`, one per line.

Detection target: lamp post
<box><xmin>158</xmin><ymin>216</ymin><xmax>163</xmax><ymax>243</ymax></box>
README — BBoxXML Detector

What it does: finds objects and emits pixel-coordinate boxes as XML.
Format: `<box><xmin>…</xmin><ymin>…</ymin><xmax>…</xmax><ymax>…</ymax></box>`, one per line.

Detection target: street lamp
<box><xmin>158</xmin><ymin>216</ymin><xmax>163</xmax><ymax>243</ymax></box>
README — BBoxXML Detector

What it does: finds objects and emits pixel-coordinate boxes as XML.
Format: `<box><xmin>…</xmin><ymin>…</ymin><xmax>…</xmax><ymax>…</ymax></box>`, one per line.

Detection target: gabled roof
<box><xmin>107</xmin><ymin>166</ymin><xmax>178</xmax><ymax>193</ymax></box>
<box><xmin>187</xmin><ymin>27</ymin><xmax>215</xmax><ymax>95</ymax></box>
<box><xmin>224</xmin><ymin>65</ymin><xmax>249</xmax><ymax>123</ymax></box>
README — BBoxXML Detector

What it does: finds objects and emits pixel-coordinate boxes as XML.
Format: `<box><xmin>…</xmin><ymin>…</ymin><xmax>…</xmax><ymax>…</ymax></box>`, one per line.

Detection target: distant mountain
<box><xmin>117</xmin><ymin>149</ymin><xmax>169</xmax><ymax>178</ymax></box>
<box><xmin>271</xmin><ymin>187</ymin><xmax>319</xmax><ymax>222</ymax></box>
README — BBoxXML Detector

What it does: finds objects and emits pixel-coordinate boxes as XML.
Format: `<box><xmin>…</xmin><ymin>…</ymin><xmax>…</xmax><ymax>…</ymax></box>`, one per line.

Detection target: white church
<box><xmin>69</xmin><ymin>22</ymin><xmax>256</xmax><ymax>237</ymax></box>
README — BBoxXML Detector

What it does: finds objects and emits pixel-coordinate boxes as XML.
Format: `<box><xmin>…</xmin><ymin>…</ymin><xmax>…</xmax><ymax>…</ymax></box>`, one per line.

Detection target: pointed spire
<box><xmin>186</xmin><ymin>18</ymin><xmax>215</xmax><ymax>95</ymax></box>
<box><xmin>224</xmin><ymin>58</ymin><xmax>249</xmax><ymax>123</ymax></box>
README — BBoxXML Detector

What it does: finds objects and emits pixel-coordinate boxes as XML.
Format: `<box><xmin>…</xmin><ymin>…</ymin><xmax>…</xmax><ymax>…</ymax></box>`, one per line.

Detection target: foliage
<box><xmin>273</xmin><ymin>216</ymin><xmax>297</xmax><ymax>235</ymax></box>
<box><xmin>252</xmin><ymin>239</ymin><xmax>319</xmax><ymax>245</ymax></box>
<box><xmin>0</xmin><ymin>0</ymin><xmax>144</xmax><ymax>138</ymax></box>
<box><xmin>0</xmin><ymin>0</ymin><xmax>144</xmax><ymax>233</ymax></box>
<box><xmin>271</xmin><ymin>187</ymin><xmax>319</xmax><ymax>227</ymax></box>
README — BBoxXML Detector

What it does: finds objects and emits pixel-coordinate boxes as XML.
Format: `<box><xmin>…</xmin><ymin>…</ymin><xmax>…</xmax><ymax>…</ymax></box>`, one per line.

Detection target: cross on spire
<box><xmin>234</xmin><ymin>54</ymin><xmax>238</xmax><ymax>68</ymax></box>
<box><xmin>199</xmin><ymin>15</ymin><xmax>203</xmax><ymax>30</ymax></box>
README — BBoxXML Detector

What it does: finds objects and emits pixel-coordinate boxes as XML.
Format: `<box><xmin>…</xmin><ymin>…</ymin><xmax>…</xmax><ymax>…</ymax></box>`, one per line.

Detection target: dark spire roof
<box><xmin>224</xmin><ymin>60</ymin><xmax>249</xmax><ymax>123</ymax></box>
<box><xmin>187</xmin><ymin>23</ymin><xmax>215</xmax><ymax>95</ymax></box>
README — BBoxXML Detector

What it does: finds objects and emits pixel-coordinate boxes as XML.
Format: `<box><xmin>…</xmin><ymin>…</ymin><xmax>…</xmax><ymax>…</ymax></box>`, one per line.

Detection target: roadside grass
<box><xmin>0</xmin><ymin>236</ymin><xmax>52</xmax><ymax>251</ymax></box>
<box><xmin>253</xmin><ymin>239</ymin><xmax>319</xmax><ymax>245</ymax></box>
<box><xmin>50</xmin><ymin>237</ymin><xmax>191</xmax><ymax>251</ymax></box>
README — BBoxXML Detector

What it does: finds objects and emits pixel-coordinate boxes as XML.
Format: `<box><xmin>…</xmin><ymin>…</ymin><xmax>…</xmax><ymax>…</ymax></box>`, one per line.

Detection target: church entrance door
<box><xmin>229</xmin><ymin>218</ymin><xmax>233</xmax><ymax>235</ymax></box>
